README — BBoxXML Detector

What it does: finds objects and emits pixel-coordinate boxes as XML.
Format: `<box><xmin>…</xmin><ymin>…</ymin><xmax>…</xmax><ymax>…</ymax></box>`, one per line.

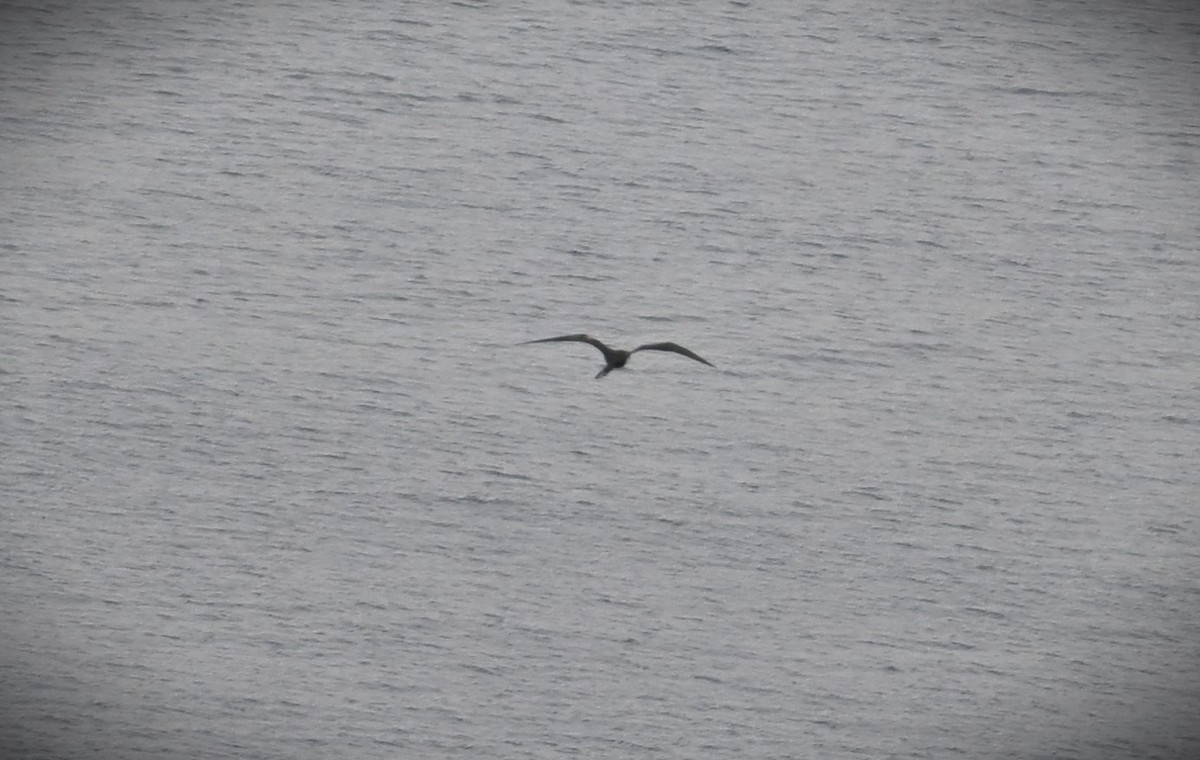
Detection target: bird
<box><xmin>520</xmin><ymin>334</ymin><xmax>715</xmax><ymax>379</ymax></box>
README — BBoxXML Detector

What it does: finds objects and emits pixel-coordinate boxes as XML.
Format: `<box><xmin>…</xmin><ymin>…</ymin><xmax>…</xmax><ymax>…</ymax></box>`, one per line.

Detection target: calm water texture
<box><xmin>3</xmin><ymin>1</ymin><xmax>1199</xmax><ymax>758</ymax></box>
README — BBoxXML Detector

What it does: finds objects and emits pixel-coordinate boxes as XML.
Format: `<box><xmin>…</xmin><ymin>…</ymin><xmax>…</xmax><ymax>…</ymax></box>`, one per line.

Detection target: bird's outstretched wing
<box><xmin>632</xmin><ymin>342</ymin><xmax>715</xmax><ymax>368</ymax></box>
<box><xmin>520</xmin><ymin>334</ymin><xmax>619</xmax><ymax>363</ymax></box>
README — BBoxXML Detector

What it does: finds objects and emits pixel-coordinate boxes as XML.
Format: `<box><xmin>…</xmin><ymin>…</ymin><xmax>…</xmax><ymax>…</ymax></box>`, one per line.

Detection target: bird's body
<box><xmin>520</xmin><ymin>334</ymin><xmax>715</xmax><ymax>378</ymax></box>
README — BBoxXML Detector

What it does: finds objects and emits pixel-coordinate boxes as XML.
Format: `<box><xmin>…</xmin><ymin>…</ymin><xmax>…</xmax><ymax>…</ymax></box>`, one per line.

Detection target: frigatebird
<box><xmin>520</xmin><ymin>334</ymin><xmax>715</xmax><ymax>379</ymax></box>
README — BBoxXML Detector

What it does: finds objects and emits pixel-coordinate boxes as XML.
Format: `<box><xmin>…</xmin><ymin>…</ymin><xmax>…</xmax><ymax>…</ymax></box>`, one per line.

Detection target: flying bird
<box><xmin>520</xmin><ymin>334</ymin><xmax>716</xmax><ymax>379</ymax></box>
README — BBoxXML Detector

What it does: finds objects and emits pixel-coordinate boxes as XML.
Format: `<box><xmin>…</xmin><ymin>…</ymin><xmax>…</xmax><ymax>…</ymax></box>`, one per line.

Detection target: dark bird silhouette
<box><xmin>520</xmin><ymin>334</ymin><xmax>715</xmax><ymax>379</ymax></box>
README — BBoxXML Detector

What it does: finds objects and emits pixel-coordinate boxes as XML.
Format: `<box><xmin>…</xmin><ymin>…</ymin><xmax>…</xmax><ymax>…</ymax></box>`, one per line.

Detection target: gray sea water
<box><xmin>3</xmin><ymin>1</ymin><xmax>1199</xmax><ymax>758</ymax></box>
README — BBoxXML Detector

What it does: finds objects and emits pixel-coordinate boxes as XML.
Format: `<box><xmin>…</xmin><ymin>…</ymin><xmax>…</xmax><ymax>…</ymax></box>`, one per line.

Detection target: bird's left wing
<box><xmin>632</xmin><ymin>342</ymin><xmax>715</xmax><ymax>367</ymax></box>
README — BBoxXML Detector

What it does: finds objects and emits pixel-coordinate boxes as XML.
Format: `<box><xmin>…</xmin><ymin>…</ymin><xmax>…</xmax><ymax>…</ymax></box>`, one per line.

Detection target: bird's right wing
<box><xmin>520</xmin><ymin>334</ymin><xmax>617</xmax><ymax>362</ymax></box>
